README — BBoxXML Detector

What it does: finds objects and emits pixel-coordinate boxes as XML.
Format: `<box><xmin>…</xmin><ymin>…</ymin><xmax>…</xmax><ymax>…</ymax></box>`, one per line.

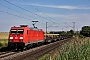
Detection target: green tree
<box><xmin>67</xmin><ymin>30</ymin><xmax>74</xmax><ymax>35</ymax></box>
<box><xmin>80</xmin><ymin>26</ymin><xmax>90</xmax><ymax>37</ymax></box>
<box><xmin>59</xmin><ymin>31</ymin><xmax>67</xmax><ymax>35</ymax></box>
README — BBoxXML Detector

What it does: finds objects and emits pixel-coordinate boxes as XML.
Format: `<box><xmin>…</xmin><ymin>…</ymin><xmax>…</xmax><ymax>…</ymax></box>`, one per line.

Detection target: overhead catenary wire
<box><xmin>0</xmin><ymin>9</ymin><xmax>32</xmax><ymax>21</ymax></box>
<box><xmin>22</xmin><ymin>0</ymin><xmax>56</xmax><ymax>22</ymax></box>
<box><xmin>3</xmin><ymin>0</ymin><xmax>59</xmax><ymax>28</ymax></box>
<box><xmin>22</xmin><ymin>0</ymin><xmax>61</xmax><ymax>27</ymax></box>
<box><xmin>0</xmin><ymin>4</ymin><xmax>46</xmax><ymax>25</ymax></box>
<box><xmin>3</xmin><ymin>0</ymin><xmax>54</xmax><ymax>23</ymax></box>
<box><xmin>3</xmin><ymin>0</ymin><xmax>64</xmax><ymax>29</ymax></box>
<box><xmin>0</xmin><ymin>9</ymin><xmax>46</xmax><ymax>25</ymax></box>
<box><xmin>0</xmin><ymin>4</ymin><xmax>35</xmax><ymax>19</ymax></box>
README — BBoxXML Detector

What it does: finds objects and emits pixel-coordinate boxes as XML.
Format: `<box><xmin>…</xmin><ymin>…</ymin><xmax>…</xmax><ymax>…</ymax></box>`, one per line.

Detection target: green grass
<box><xmin>38</xmin><ymin>54</ymin><xmax>50</xmax><ymax>60</ymax></box>
<box><xmin>0</xmin><ymin>39</ymin><xmax>8</xmax><ymax>48</ymax></box>
<box><xmin>53</xmin><ymin>37</ymin><xmax>90</xmax><ymax>60</ymax></box>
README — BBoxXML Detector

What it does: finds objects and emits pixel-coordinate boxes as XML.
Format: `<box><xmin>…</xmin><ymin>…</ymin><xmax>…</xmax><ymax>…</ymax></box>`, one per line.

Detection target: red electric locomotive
<box><xmin>8</xmin><ymin>25</ymin><xmax>44</xmax><ymax>50</ymax></box>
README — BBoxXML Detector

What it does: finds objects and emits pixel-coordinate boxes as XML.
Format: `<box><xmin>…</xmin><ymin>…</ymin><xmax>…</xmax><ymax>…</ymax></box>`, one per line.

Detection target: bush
<box><xmin>0</xmin><ymin>39</ymin><xmax>8</xmax><ymax>48</ymax></box>
<box><xmin>0</xmin><ymin>42</ymin><xmax>4</xmax><ymax>48</ymax></box>
<box><xmin>0</xmin><ymin>42</ymin><xmax>2</xmax><ymax>47</ymax></box>
<box><xmin>79</xmin><ymin>35</ymin><xmax>85</xmax><ymax>38</ymax></box>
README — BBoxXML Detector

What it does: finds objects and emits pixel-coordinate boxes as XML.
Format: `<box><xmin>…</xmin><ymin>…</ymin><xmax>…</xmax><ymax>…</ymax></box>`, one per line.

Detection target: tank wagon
<box><xmin>8</xmin><ymin>25</ymin><xmax>44</xmax><ymax>50</ymax></box>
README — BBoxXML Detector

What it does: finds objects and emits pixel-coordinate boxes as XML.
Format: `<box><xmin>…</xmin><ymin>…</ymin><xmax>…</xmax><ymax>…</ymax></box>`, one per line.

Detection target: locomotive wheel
<box><xmin>20</xmin><ymin>47</ymin><xmax>23</xmax><ymax>52</ymax></box>
<box><xmin>33</xmin><ymin>43</ymin><xmax>37</xmax><ymax>48</ymax></box>
<box><xmin>26</xmin><ymin>45</ymin><xmax>31</xmax><ymax>50</ymax></box>
<box><xmin>37</xmin><ymin>42</ymin><xmax>41</xmax><ymax>46</ymax></box>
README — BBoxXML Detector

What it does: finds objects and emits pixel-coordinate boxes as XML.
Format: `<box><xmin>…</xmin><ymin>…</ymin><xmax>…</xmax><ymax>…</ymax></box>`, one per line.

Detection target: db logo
<box><xmin>15</xmin><ymin>37</ymin><xmax>18</xmax><ymax>39</ymax></box>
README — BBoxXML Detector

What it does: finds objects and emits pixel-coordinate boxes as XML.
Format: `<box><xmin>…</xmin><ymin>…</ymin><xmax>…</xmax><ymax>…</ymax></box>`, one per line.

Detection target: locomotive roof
<box><xmin>11</xmin><ymin>25</ymin><xmax>43</xmax><ymax>31</ymax></box>
<box><xmin>30</xmin><ymin>27</ymin><xmax>42</xmax><ymax>31</ymax></box>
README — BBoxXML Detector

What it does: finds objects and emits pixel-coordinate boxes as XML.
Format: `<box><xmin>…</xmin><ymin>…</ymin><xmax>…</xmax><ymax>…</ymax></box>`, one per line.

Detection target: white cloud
<box><xmin>36</xmin><ymin>12</ymin><xmax>90</xmax><ymax>21</ymax></box>
<box><xmin>25</xmin><ymin>3</ymin><xmax>90</xmax><ymax>10</ymax></box>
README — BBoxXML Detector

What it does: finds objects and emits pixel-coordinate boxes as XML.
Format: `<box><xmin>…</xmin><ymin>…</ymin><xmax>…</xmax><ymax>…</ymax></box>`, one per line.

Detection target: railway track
<box><xmin>0</xmin><ymin>52</ymin><xmax>16</xmax><ymax>58</ymax></box>
<box><xmin>0</xmin><ymin>52</ymin><xmax>10</xmax><ymax>56</ymax></box>
<box><xmin>0</xmin><ymin>49</ymin><xmax>21</xmax><ymax>60</ymax></box>
<box><xmin>21</xmin><ymin>38</ymin><xmax>70</xmax><ymax>60</ymax></box>
<box><xmin>0</xmin><ymin>38</ymin><xmax>72</xmax><ymax>60</ymax></box>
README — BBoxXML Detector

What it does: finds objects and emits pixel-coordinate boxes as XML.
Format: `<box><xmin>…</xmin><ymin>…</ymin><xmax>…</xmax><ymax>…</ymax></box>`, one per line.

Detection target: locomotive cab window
<box><xmin>11</xmin><ymin>30</ymin><xmax>24</xmax><ymax>34</ymax></box>
<box><xmin>11</xmin><ymin>30</ymin><xmax>17</xmax><ymax>34</ymax></box>
<box><xmin>17</xmin><ymin>30</ymin><xmax>24</xmax><ymax>34</ymax></box>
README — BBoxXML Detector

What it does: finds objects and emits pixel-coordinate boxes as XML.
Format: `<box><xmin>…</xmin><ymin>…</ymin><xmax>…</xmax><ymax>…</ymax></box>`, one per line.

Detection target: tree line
<box><xmin>80</xmin><ymin>26</ymin><xmax>90</xmax><ymax>37</ymax></box>
<box><xmin>49</xmin><ymin>26</ymin><xmax>90</xmax><ymax>37</ymax></box>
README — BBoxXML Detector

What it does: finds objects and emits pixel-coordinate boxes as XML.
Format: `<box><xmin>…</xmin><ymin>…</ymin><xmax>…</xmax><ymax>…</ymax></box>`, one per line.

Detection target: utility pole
<box><xmin>62</xmin><ymin>28</ymin><xmax>63</xmax><ymax>31</ymax></box>
<box><xmin>46</xmin><ymin>22</ymin><xmax>48</xmax><ymax>38</ymax></box>
<box><xmin>72</xmin><ymin>22</ymin><xmax>75</xmax><ymax>32</ymax></box>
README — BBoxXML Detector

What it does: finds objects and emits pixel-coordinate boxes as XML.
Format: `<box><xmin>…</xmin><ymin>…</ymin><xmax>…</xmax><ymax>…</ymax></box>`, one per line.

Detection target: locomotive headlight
<box><xmin>10</xmin><ymin>37</ymin><xmax>13</xmax><ymax>39</ymax></box>
<box><xmin>20</xmin><ymin>37</ymin><xmax>23</xmax><ymax>39</ymax></box>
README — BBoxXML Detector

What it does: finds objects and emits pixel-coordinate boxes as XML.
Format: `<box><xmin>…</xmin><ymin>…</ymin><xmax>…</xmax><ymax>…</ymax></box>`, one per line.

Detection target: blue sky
<box><xmin>0</xmin><ymin>0</ymin><xmax>90</xmax><ymax>32</ymax></box>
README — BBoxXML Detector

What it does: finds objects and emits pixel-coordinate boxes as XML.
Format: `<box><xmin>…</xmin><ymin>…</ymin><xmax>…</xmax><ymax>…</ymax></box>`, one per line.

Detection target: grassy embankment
<box><xmin>38</xmin><ymin>37</ymin><xmax>90</xmax><ymax>60</ymax></box>
<box><xmin>53</xmin><ymin>37</ymin><xmax>90</xmax><ymax>60</ymax></box>
<box><xmin>0</xmin><ymin>32</ymin><xmax>9</xmax><ymax>48</ymax></box>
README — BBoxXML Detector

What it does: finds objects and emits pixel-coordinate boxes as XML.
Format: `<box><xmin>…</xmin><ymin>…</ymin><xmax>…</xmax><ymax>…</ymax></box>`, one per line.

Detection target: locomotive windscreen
<box><xmin>11</xmin><ymin>30</ymin><xmax>24</xmax><ymax>34</ymax></box>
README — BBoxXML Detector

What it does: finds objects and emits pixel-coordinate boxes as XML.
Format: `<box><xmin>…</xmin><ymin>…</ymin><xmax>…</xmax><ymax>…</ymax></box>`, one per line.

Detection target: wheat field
<box><xmin>0</xmin><ymin>32</ymin><xmax>9</xmax><ymax>39</ymax></box>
